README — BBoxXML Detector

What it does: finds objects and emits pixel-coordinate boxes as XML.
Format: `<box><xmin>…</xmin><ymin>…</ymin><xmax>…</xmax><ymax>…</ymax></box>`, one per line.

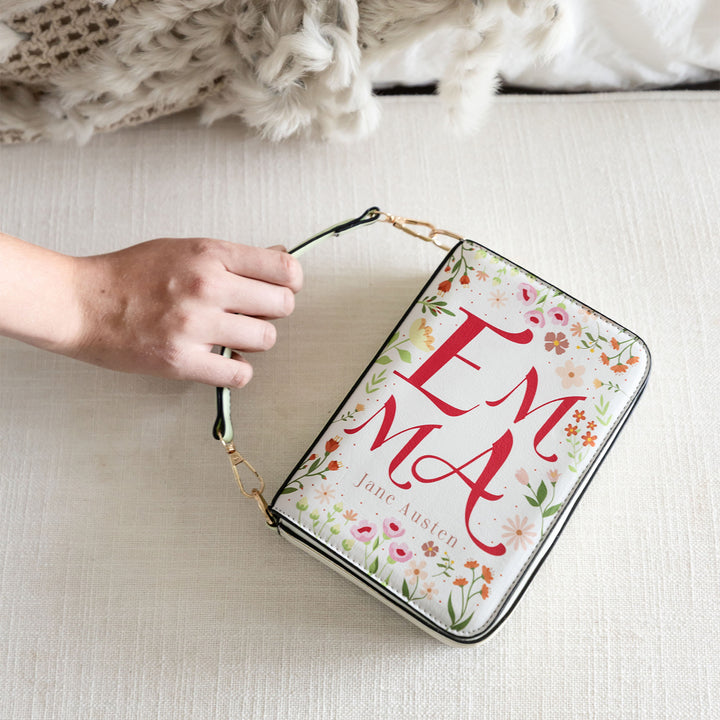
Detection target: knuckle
<box><xmin>186</xmin><ymin>272</ymin><xmax>212</xmax><ymax>299</ymax></box>
<box><xmin>189</xmin><ymin>237</ymin><xmax>217</xmax><ymax>258</ymax></box>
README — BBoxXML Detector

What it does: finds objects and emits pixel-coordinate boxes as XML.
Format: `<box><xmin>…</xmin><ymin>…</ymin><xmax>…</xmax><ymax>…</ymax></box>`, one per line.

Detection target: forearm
<box><xmin>0</xmin><ymin>232</ymin><xmax>82</xmax><ymax>354</ymax></box>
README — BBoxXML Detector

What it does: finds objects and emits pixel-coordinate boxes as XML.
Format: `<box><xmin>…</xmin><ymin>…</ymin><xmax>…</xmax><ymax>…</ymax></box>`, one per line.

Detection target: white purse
<box><xmin>215</xmin><ymin>208</ymin><xmax>650</xmax><ymax>645</ymax></box>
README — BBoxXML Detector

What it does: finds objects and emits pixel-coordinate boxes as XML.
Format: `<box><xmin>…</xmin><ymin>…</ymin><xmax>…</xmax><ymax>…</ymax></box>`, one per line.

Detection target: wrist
<box><xmin>0</xmin><ymin>233</ymin><xmax>86</xmax><ymax>356</ymax></box>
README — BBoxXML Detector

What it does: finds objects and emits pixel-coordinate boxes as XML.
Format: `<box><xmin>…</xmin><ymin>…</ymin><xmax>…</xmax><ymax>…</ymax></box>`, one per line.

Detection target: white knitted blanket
<box><xmin>0</xmin><ymin>0</ymin><xmax>569</xmax><ymax>144</ymax></box>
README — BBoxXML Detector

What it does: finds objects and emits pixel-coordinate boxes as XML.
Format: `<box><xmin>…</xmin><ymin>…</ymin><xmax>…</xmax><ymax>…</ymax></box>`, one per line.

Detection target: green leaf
<box><xmin>586</xmin><ymin>332</ymin><xmax>595</xmax><ymax>341</ymax></box>
<box><xmin>598</xmin><ymin>335</ymin><xmax>608</xmax><ymax>343</ymax></box>
<box><xmin>441</xmin><ymin>308</ymin><xmax>456</xmax><ymax>316</ymax></box>
<box><xmin>435</xmin><ymin>301</ymin><xmax>447</xmax><ymax>306</ymax></box>
<box><xmin>397</xmin><ymin>348</ymin><xmax>412</xmax><ymax>363</ymax></box>
<box><xmin>372</xmin><ymin>537</ymin><xmax>380</xmax><ymax>551</ymax></box>
<box><xmin>308</xmin><ymin>457</ymin><xmax>322</xmax><ymax>473</ymax></box>
<box><xmin>524</xmin><ymin>495</ymin><xmax>539</xmax><ymax>507</ymax></box>
<box><xmin>387</xmin><ymin>331</ymin><xmax>399</xmax><ymax>345</ymax></box>
<box><xmin>568</xmin><ymin>465</ymin><xmax>577</xmax><ymax>473</ymax></box>
<box><xmin>421</xmin><ymin>306</ymin><xmax>427</xmax><ymax>314</ymax></box>
<box><xmin>369</xmin><ymin>557</ymin><xmax>379</xmax><ymax>574</ymax></box>
<box><xmin>402</xmin><ymin>579</ymin><xmax>410</xmax><ymax>599</ymax></box>
<box><xmin>536</xmin><ymin>481</ymin><xmax>547</xmax><ymax>505</ymax></box>
<box><xmin>376</xmin><ymin>355</ymin><xmax>391</xmax><ymax>365</ymax></box>
<box><xmin>452</xmin><ymin>260</ymin><xmax>461</xmax><ymax>273</ymax></box>
<box><xmin>448</xmin><ymin>594</ymin><xmax>456</xmax><ymax>625</ymax></box>
<box><xmin>451</xmin><ymin>614</ymin><xmax>475</xmax><ymax>632</ymax></box>
<box><xmin>280</xmin><ymin>486</ymin><xmax>298</xmax><ymax>494</ymax></box>
<box><xmin>543</xmin><ymin>504</ymin><xmax>562</xmax><ymax>518</ymax></box>
<box><xmin>537</xmin><ymin>294</ymin><xmax>547</xmax><ymax>304</ymax></box>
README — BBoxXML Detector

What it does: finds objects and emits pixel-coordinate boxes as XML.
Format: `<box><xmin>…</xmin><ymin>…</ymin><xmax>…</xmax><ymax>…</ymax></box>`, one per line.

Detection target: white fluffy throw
<box><xmin>0</xmin><ymin>0</ymin><xmax>572</xmax><ymax>143</ymax></box>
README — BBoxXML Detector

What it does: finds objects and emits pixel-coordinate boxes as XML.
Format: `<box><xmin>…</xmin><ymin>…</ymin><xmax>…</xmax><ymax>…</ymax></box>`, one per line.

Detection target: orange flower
<box><xmin>628</xmin><ymin>355</ymin><xmax>639</xmax><ymax>365</ymax></box>
<box><xmin>460</xmin><ymin>274</ymin><xmax>470</xmax><ymax>286</ymax></box>
<box><xmin>587</xmin><ymin>420</ymin><xmax>597</xmax><ymax>431</ymax></box>
<box><xmin>480</xmin><ymin>584</ymin><xmax>489</xmax><ymax>600</ymax></box>
<box><xmin>325</xmin><ymin>436</ymin><xmax>340</xmax><ymax>453</ymax></box>
<box><xmin>611</xmin><ymin>363</ymin><xmax>628</xmax><ymax>374</ymax></box>
<box><xmin>453</xmin><ymin>577</ymin><xmax>468</xmax><ymax>587</ymax></box>
<box><xmin>476</xmin><ymin>269</ymin><xmax>489</xmax><ymax>281</ymax></box>
<box><xmin>308</xmin><ymin>453</ymin><xmax>318</xmax><ymax>461</ymax></box>
<box><xmin>600</xmin><ymin>352</ymin><xmax>610</xmax><ymax>366</ymax></box>
<box><xmin>581</xmin><ymin>431</ymin><xmax>597</xmax><ymax>447</ymax></box>
<box><xmin>343</xmin><ymin>509</ymin><xmax>358</xmax><ymax>522</ymax></box>
<box><xmin>482</xmin><ymin>565</ymin><xmax>493</xmax><ymax>583</ymax></box>
<box><xmin>611</xmin><ymin>337</ymin><xmax>620</xmax><ymax>350</ymax></box>
<box><xmin>327</xmin><ymin>460</ymin><xmax>342</xmax><ymax>471</ymax></box>
<box><xmin>573</xmin><ymin>409</ymin><xmax>586</xmax><ymax>422</ymax></box>
<box><xmin>565</xmin><ymin>424</ymin><xmax>578</xmax><ymax>436</ymax></box>
<box><xmin>464</xmin><ymin>560</ymin><xmax>479</xmax><ymax>569</ymax></box>
<box><xmin>444</xmin><ymin>265</ymin><xmax>451</xmax><ymax>272</ymax></box>
<box><xmin>593</xmin><ymin>378</ymin><xmax>603</xmax><ymax>389</ymax></box>
<box><xmin>438</xmin><ymin>279</ymin><xmax>452</xmax><ymax>295</ymax></box>
<box><xmin>570</xmin><ymin>322</ymin><xmax>583</xmax><ymax>337</ymax></box>
<box><xmin>355</xmin><ymin>403</ymin><xmax>365</xmax><ymax>412</ymax></box>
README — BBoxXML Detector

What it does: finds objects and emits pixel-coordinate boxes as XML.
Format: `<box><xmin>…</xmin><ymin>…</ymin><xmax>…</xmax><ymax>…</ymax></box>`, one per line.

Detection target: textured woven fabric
<box><xmin>0</xmin><ymin>0</ymin><xmax>568</xmax><ymax>144</ymax></box>
<box><xmin>0</xmin><ymin>93</ymin><xmax>718</xmax><ymax>718</ymax></box>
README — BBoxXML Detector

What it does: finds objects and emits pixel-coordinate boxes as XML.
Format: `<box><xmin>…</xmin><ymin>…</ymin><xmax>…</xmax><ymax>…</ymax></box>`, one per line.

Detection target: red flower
<box><xmin>611</xmin><ymin>363</ymin><xmax>628</xmax><ymax>374</ymax></box>
<box><xmin>480</xmin><ymin>584</ymin><xmax>489</xmax><ymax>600</ymax></box>
<box><xmin>453</xmin><ymin>577</ymin><xmax>468</xmax><ymax>587</ymax></box>
<box><xmin>422</xmin><ymin>541</ymin><xmax>439</xmax><ymax>557</ymax></box>
<box><xmin>600</xmin><ymin>352</ymin><xmax>610</xmax><ymax>366</ymax></box>
<box><xmin>327</xmin><ymin>460</ymin><xmax>341</xmax><ymax>471</ymax></box>
<box><xmin>565</xmin><ymin>424</ymin><xmax>578</xmax><ymax>436</ymax></box>
<box><xmin>460</xmin><ymin>274</ymin><xmax>470</xmax><ymax>286</ymax></box>
<box><xmin>444</xmin><ymin>265</ymin><xmax>451</xmax><ymax>272</ymax></box>
<box><xmin>611</xmin><ymin>337</ymin><xmax>620</xmax><ymax>350</ymax></box>
<box><xmin>581</xmin><ymin>431</ymin><xmax>597</xmax><ymax>447</ymax></box>
<box><xmin>544</xmin><ymin>332</ymin><xmax>569</xmax><ymax>355</ymax></box>
<box><xmin>482</xmin><ymin>565</ymin><xmax>493</xmax><ymax>583</ymax></box>
<box><xmin>325</xmin><ymin>437</ymin><xmax>340</xmax><ymax>453</ymax></box>
<box><xmin>438</xmin><ymin>279</ymin><xmax>452</xmax><ymax>296</ymax></box>
<box><xmin>308</xmin><ymin>453</ymin><xmax>318</xmax><ymax>461</ymax></box>
<box><xmin>573</xmin><ymin>409</ymin><xmax>586</xmax><ymax>422</ymax></box>
<box><xmin>464</xmin><ymin>560</ymin><xmax>479</xmax><ymax>569</ymax></box>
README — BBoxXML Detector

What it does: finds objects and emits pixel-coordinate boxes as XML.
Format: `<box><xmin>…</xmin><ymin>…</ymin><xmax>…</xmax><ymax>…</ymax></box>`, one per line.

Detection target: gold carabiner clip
<box><xmin>219</xmin><ymin>437</ymin><xmax>278</xmax><ymax>526</ymax></box>
<box><xmin>376</xmin><ymin>211</ymin><xmax>465</xmax><ymax>252</ymax></box>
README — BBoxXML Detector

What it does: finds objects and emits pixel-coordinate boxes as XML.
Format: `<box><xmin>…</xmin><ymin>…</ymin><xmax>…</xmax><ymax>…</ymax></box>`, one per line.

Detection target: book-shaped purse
<box><xmin>267</xmin><ymin>229</ymin><xmax>650</xmax><ymax>645</ymax></box>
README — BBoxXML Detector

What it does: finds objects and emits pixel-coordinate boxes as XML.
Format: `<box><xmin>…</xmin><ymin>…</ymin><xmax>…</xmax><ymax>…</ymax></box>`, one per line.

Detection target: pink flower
<box><xmin>548</xmin><ymin>306</ymin><xmax>569</xmax><ymax>325</ymax></box>
<box><xmin>524</xmin><ymin>310</ymin><xmax>545</xmax><ymax>328</ymax></box>
<box><xmin>382</xmin><ymin>518</ymin><xmax>405</xmax><ymax>538</ymax></box>
<box><xmin>350</xmin><ymin>522</ymin><xmax>377</xmax><ymax>543</ymax></box>
<box><xmin>515</xmin><ymin>468</ymin><xmax>530</xmax><ymax>486</ymax></box>
<box><xmin>555</xmin><ymin>359</ymin><xmax>586</xmax><ymax>389</ymax></box>
<box><xmin>517</xmin><ymin>283</ymin><xmax>538</xmax><ymax>305</ymax></box>
<box><xmin>501</xmin><ymin>515</ymin><xmax>537</xmax><ymax>551</ymax></box>
<box><xmin>405</xmin><ymin>560</ymin><xmax>428</xmax><ymax>580</ymax></box>
<box><xmin>422</xmin><ymin>541</ymin><xmax>439</xmax><ymax>557</ymax></box>
<box><xmin>545</xmin><ymin>331</ymin><xmax>569</xmax><ymax>355</ymax></box>
<box><xmin>388</xmin><ymin>542</ymin><xmax>412</xmax><ymax>563</ymax></box>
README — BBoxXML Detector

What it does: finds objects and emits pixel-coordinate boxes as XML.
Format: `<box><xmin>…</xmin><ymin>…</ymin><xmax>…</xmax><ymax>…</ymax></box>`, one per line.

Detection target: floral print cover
<box><xmin>272</xmin><ymin>240</ymin><xmax>650</xmax><ymax>642</ymax></box>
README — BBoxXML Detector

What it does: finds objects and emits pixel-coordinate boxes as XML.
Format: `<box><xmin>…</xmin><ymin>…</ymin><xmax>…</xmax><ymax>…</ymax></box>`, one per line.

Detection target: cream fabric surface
<box><xmin>1</xmin><ymin>93</ymin><xmax>718</xmax><ymax>718</ymax></box>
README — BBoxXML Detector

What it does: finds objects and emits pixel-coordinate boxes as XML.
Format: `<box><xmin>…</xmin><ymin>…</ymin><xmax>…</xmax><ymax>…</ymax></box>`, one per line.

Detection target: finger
<box><xmin>222</xmin><ymin>244</ymin><xmax>303</xmax><ymax>293</ymax></box>
<box><xmin>219</xmin><ymin>275</ymin><xmax>295</xmax><ymax>318</ymax></box>
<box><xmin>213</xmin><ymin>313</ymin><xmax>277</xmax><ymax>352</ymax></box>
<box><xmin>182</xmin><ymin>350</ymin><xmax>254</xmax><ymax>389</ymax></box>
<box><xmin>267</xmin><ymin>244</ymin><xmax>287</xmax><ymax>252</ymax></box>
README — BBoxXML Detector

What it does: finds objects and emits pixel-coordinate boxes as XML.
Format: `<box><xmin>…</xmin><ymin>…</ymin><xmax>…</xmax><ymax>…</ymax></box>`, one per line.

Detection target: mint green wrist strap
<box><xmin>213</xmin><ymin>206</ymin><xmax>381</xmax><ymax>444</ymax></box>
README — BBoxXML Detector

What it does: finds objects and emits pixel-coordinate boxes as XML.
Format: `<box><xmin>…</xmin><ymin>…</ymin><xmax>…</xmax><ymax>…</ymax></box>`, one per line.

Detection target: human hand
<box><xmin>69</xmin><ymin>237</ymin><xmax>303</xmax><ymax>387</ymax></box>
<box><xmin>0</xmin><ymin>232</ymin><xmax>302</xmax><ymax>388</ymax></box>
